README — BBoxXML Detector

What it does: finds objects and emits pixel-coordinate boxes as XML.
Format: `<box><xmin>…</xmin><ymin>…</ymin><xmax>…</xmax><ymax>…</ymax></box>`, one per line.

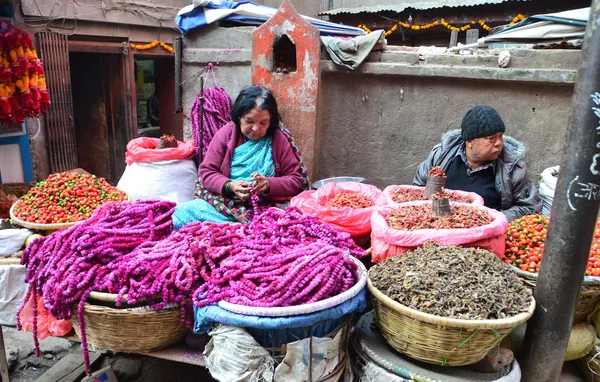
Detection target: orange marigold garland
<box><xmin>361</xmin><ymin>13</ymin><xmax>526</xmax><ymax>38</ymax></box>
<box><xmin>129</xmin><ymin>40</ymin><xmax>175</xmax><ymax>54</ymax></box>
<box><xmin>0</xmin><ymin>21</ymin><xmax>50</xmax><ymax>125</ymax></box>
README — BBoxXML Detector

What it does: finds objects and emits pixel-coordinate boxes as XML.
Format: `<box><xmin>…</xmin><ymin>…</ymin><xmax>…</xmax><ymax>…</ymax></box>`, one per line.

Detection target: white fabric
<box><xmin>204</xmin><ymin>324</ymin><xmax>274</xmax><ymax>382</ymax></box>
<box><xmin>0</xmin><ymin>264</ymin><xmax>27</xmax><ymax>326</ymax></box>
<box><xmin>539</xmin><ymin>166</ymin><xmax>559</xmax><ymax>216</ymax></box>
<box><xmin>541</xmin><ymin>166</ymin><xmax>559</xmax><ymax>190</ymax></box>
<box><xmin>274</xmin><ymin>331</ymin><xmax>342</xmax><ymax>382</ymax></box>
<box><xmin>117</xmin><ymin>160</ymin><xmax>197</xmax><ymax>205</ymax></box>
<box><xmin>0</xmin><ymin>228</ymin><xmax>32</xmax><ymax>256</ymax></box>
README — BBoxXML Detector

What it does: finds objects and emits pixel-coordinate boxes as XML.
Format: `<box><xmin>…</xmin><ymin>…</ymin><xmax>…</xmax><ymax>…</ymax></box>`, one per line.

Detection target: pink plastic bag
<box><xmin>18</xmin><ymin>295</ymin><xmax>72</xmax><ymax>339</ymax></box>
<box><xmin>370</xmin><ymin>201</ymin><xmax>508</xmax><ymax>263</ymax></box>
<box><xmin>383</xmin><ymin>185</ymin><xmax>484</xmax><ymax>206</ymax></box>
<box><xmin>125</xmin><ymin>137</ymin><xmax>196</xmax><ymax>165</ymax></box>
<box><xmin>290</xmin><ymin>182</ymin><xmax>388</xmax><ymax>238</ymax></box>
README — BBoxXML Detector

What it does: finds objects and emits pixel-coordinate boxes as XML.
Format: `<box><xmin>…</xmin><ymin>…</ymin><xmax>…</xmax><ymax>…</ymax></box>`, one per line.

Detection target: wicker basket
<box><xmin>510</xmin><ymin>265</ymin><xmax>600</xmax><ymax>324</ymax></box>
<box><xmin>578</xmin><ymin>347</ymin><xmax>600</xmax><ymax>382</ymax></box>
<box><xmin>367</xmin><ymin>278</ymin><xmax>535</xmax><ymax>366</ymax></box>
<box><xmin>70</xmin><ymin>291</ymin><xmax>187</xmax><ymax>353</ymax></box>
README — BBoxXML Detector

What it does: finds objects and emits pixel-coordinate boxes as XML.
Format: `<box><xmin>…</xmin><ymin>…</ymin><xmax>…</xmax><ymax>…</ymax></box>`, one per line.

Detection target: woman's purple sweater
<box><xmin>199</xmin><ymin>122</ymin><xmax>304</xmax><ymax>198</ymax></box>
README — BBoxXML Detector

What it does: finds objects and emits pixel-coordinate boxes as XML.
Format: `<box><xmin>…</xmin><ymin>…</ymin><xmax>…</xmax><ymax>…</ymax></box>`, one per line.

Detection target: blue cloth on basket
<box><xmin>172</xmin><ymin>136</ymin><xmax>276</xmax><ymax>229</ymax></box>
<box><xmin>193</xmin><ymin>289</ymin><xmax>367</xmax><ymax>347</ymax></box>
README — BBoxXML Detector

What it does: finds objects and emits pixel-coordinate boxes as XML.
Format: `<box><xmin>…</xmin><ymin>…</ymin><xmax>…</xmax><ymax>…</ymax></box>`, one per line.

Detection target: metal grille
<box><xmin>37</xmin><ymin>32</ymin><xmax>78</xmax><ymax>172</ymax></box>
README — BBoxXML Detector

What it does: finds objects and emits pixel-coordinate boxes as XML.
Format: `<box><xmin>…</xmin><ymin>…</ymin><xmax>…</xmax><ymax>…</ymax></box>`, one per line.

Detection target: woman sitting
<box><xmin>173</xmin><ymin>86</ymin><xmax>309</xmax><ymax>228</ymax></box>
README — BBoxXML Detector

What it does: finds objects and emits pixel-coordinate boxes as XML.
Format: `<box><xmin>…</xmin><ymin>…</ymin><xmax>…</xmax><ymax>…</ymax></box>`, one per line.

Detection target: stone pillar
<box><xmin>251</xmin><ymin>0</ymin><xmax>321</xmax><ymax>179</ymax></box>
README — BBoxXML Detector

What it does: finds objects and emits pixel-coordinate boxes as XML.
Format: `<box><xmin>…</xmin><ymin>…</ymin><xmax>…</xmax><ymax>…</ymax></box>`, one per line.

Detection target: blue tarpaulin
<box><xmin>175</xmin><ymin>0</ymin><xmax>366</xmax><ymax>36</ymax></box>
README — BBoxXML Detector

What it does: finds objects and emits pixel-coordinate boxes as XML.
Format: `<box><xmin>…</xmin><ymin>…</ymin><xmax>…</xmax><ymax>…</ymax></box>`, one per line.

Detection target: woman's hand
<box><xmin>251</xmin><ymin>173</ymin><xmax>270</xmax><ymax>194</ymax></box>
<box><xmin>228</xmin><ymin>180</ymin><xmax>250</xmax><ymax>201</ymax></box>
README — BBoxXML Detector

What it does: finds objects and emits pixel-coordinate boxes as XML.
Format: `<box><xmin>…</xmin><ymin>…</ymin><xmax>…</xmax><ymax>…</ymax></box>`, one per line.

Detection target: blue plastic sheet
<box><xmin>194</xmin><ymin>289</ymin><xmax>367</xmax><ymax>348</ymax></box>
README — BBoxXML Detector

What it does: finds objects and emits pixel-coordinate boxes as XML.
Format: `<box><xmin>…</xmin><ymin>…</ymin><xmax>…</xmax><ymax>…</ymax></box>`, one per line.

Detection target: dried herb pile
<box><xmin>385</xmin><ymin>205</ymin><xmax>492</xmax><ymax>230</ymax></box>
<box><xmin>370</xmin><ymin>243</ymin><xmax>532</xmax><ymax>320</ymax></box>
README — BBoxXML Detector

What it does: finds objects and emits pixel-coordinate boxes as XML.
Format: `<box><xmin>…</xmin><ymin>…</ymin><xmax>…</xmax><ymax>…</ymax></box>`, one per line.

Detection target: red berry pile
<box><xmin>12</xmin><ymin>172</ymin><xmax>127</xmax><ymax>224</ymax></box>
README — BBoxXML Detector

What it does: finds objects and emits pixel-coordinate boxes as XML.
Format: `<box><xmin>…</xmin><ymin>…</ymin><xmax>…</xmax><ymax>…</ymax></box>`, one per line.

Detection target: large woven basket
<box><xmin>578</xmin><ymin>347</ymin><xmax>600</xmax><ymax>382</ymax></box>
<box><xmin>70</xmin><ymin>291</ymin><xmax>187</xmax><ymax>353</ymax></box>
<box><xmin>510</xmin><ymin>265</ymin><xmax>600</xmax><ymax>324</ymax></box>
<box><xmin>367</xmin><ymin>278</ymin><xmax>535</xmax><ymax>366</ymax></box>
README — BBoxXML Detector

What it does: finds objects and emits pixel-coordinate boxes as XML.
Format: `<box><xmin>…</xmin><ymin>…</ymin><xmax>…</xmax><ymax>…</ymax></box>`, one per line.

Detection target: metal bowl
<box><xmin>311</xmin><ymin>176</ymin><xmax>366</xmax><ymax>189</ymax></box>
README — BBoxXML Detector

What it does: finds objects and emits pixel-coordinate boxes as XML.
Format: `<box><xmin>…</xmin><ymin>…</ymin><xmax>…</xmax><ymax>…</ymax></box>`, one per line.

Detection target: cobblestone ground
<box><xmin>3</xmin><ymin>327</ymin><xmax>215</xmax><ymax>382</ymax></box>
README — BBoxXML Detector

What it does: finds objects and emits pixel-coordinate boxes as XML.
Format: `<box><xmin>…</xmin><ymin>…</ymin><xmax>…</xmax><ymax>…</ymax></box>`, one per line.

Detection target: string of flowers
<box><xmin>129</xmin><ymin>40</ymin><xmax>175</xmax><ymax>54</ymax></box>
<box><xmin>0</xmin><ymin>21</ymin><xmax>50</xmax><ymax>124</ymax></box>
<box><xmin>191</xmin><ymin>81</ymin><xmax>232</xmax><ymax>163</ymax></box>
<box><xmin>360</xmin><ymin>14</ymin><xmax>526</xmax><ymax>37</ymax></box>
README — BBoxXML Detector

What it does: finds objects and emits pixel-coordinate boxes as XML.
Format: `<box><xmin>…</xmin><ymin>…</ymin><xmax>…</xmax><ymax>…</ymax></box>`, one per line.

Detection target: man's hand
<box><xmin>251</xmin><ymin>173</ymin><xmax>270</xmax><ymax>194</ymax></box>
<box><xmin>228</xmin><ymin>180</ymin><xmax>250</xmax><ymax>201</ymax></box>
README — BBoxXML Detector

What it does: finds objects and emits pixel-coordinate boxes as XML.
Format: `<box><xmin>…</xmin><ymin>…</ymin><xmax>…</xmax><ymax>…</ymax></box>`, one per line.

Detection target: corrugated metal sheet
<box><xmin>320</xmin><ymin>0</ymin><xmax>527</xmax><ymax>15</ymax></box>
<box><xmin>37</xmin><ymin>32</ymin><xmax>78</xmax><ymax>172</ymax></box>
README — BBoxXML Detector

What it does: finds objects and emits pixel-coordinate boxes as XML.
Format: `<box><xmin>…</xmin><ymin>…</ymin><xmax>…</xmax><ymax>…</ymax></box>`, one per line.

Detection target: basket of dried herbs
<box><xmin>578</xmin><ymin>346</ymin><xmax>600</xmax><ymax>382</ymax></box>
<box><xmin>367</xmin><ymin>243</ymin><xmax>535</xmax><ymax>366</ymax></box>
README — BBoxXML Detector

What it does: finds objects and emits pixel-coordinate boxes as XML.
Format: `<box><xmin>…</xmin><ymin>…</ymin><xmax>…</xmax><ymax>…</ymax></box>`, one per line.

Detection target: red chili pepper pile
<box><xmin>385</xmin><ymin>204</ymin><xmax>492</xmax><ymax>231</ymax></box>
<box><xmin>428</xmin><ymin>166</ymin><xmax>446</xmax><ymax>177</ymax></box>
<box><xmin>391</xmin><ymin>189</ymin><xmax>474</xmax><ymax>204</ymax></box>
<box><xmin>12</xmin><ymin>172</ymin><xmax>127</xmax><ymax>224</ymax></box>
<box><xmin>156</xmin><ymin>134</ymin><xmax>178</xmax><ymax>149</ymax></box>
<box><xmin>504</xmin><ymin>215</ymin><xmax>600</xmax><ymax>276</ymax></box>
<box><xmin>324</xmin><ymin>191</ymin><xmax>374</xmax><ymax>209</ymax></box>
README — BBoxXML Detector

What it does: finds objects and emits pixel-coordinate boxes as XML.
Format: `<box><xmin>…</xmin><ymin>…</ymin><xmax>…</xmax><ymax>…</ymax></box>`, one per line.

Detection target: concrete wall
<box><xmin>182</xmin><ymin>26</ymin><xmax>579</xmax><ymax>189</ymax></box>
<box><xmin>317</xmin><ymin>49</ymin><xmax>578</xmax><ymax>188</ymax></box>
<box><xmin>181</xmin><ymin>25</ymin><xmax>254</xmax><ymax>140</ymax></box>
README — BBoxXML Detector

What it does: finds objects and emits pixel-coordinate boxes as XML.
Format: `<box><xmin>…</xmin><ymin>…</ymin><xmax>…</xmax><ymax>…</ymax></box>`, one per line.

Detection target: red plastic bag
<box><xmin>125</xmin><ymin>137</ymin><xmax>196</xmax><ymax>165</ymax></box>
<box><xmin>18</xmin><ymin>295</ymin><xmax>72</xmax><ymax>339</ymax></box>
<box><xmin>370</xmin><ymin>201</ymin><xmax>508</xmax><ymax>263</ymax></box>
<box><xmin>383</xmin><ymin>185</ymin><xmax>484</xmax><ymax>206</ymax></box>
<box><xmin>290</xmin><ymin>182</ymin><xmax>388</xmax><ymax>238</ymax></box>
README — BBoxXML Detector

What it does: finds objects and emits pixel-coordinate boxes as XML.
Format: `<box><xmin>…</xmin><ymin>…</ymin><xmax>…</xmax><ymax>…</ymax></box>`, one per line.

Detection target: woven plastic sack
<box><xmin>117</xmin><ymin>160</ymin><xmax>197</xmax><ymax>205</ymax></box>
<box><xmin>290</xmin><ymin>182</ymin><xmax>387</xmax><ymax>237</ymax></box>
<box><xmin>124</xmin><ymin>137</ymin><xmax>195</xmax><ymax>165</ymax></box>
<box><xmin>18</xmin><ymin>294</ymin><xmax>72</xmax><ymax>339</ymax></box>
<box><xmin>383</xmin><ymin>185</ymin><xmax>484</xmax><ymax>206</ymax></box>
<box><xmin>370</xmin><ymin>201</ymin><xmax>508</xmax><ymax>263</ymax></box>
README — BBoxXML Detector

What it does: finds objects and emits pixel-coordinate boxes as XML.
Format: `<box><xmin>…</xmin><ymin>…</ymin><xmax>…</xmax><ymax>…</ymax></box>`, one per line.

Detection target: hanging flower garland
<box><xmin>129</xmin><ymin>40</ymin><xmax>175</xmax><ymax>54</ymax></box>
<box><xmin>0</xmin><ymin>21</ymin><xmax>50</xmax><ymax>125</ymax></box>
<box><xmin>361</xmin><ymin>14</ymin><xmax>526</xmax><ymax>37</ymax></box>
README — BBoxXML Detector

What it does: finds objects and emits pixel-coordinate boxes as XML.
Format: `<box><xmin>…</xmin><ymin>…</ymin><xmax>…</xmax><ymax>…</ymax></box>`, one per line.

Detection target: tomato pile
<box><xmin>428</xmin><ymin>166</ymin><xmax>446</xmax><ymax>177</ymax></box>
<box><xmin>504</xmin><ymin>214</ymin><xmax>600</xmax><ymax>276</ymax></box>
<box><xmin>324</xmin><ymin>191</ymin><xmax>374</xmax><ymax>209</ymax></box>
<box><xmin>385</xmin><ymin>205</ymin><xmax>492</xmax><ymax>231</ymax></box>
<box><xmin>12</xmin><ymin>172</ymin><xmax>127</xmax><ymax>224</ymax></box>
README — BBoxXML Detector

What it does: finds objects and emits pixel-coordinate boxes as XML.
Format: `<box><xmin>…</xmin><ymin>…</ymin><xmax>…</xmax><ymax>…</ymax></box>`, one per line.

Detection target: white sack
<box><xmin>0</xmin><ymin>229</ymin><xmax>32</xmax><ymax>256</ymax></box>
<box><xmin>117</xmin><ymin>159</ymin><xmax>197</xmax><ymax>205</ymax></box>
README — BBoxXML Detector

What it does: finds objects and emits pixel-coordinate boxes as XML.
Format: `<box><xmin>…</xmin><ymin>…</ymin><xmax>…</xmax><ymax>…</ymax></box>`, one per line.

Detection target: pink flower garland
<box><xmin>191</xmin><ymin>86</ymin><xmax>232</xmax><ymax>163</ymax></box>
<box><xmin>17</xmin><ymin>200</ymin><xmax>176</xmax><ymax>375</ymax></box>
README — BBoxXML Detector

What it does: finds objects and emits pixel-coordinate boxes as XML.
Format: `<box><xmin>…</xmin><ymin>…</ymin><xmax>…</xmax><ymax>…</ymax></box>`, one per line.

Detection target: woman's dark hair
<box><xmin>231</xmin><ymin>86</ymin><xmax>280</xmax><ymax>136</ymax></box>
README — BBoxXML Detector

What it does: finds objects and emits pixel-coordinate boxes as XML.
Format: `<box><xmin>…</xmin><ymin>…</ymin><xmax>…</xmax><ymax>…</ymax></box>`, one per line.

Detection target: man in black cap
<box><xmin>414</xmin><ymin>105</ymin><xmax>542</xmax><ymax>222</ymax></box>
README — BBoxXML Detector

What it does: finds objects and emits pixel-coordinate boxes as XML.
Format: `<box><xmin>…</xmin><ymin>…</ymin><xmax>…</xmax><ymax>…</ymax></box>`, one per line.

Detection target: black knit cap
<box><xmin>461</xmin><ymin>105</ymin><xmax>505</xmax><ymax>141</ymax></box>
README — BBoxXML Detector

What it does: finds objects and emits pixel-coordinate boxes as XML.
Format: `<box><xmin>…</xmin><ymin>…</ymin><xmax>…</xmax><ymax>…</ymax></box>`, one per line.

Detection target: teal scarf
<box><xmin>229</xmin><ymin>136</ymin><xmax>276</xmax><ymax>181</ymax></box>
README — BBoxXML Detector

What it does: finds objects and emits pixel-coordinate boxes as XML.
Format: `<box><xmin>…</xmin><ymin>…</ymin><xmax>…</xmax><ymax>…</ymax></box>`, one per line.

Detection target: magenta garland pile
<box><xmin>18</xmin><ymin>199</ymin><xmax>365</xmax><ymax>375</ymax></box>
<box><xmin>192</xmin><ymin>207</ymin><xmax>364</xmax><ymax>308</ymax></box>
<box><xmin>191</xmin><ymin>86</ymin><xmax>232</xmax><ymax>162</ymax></box>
